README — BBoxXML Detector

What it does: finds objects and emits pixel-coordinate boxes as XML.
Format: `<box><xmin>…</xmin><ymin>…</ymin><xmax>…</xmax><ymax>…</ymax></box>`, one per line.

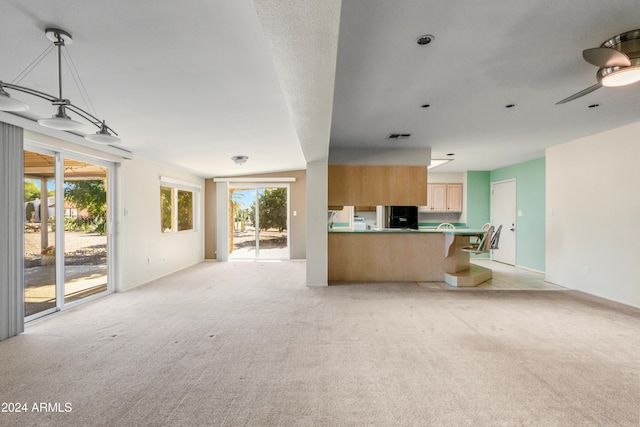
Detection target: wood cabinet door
<box><xmin>446</xmin><ymin>183</ymin><xmax>463</xmax><ymax>212</ymax></box>
<box><xmin>429</xmin><ymin>183</ymin><xmax>447</xmax><ymax>211</ymax></box>
<box><xmin>328</xmin><ymin>165</ymin><xmax>427</xmax><ymax>206</ymax></box>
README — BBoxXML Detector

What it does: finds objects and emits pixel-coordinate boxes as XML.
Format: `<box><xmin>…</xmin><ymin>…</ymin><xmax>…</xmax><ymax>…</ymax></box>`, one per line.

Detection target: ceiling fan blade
<box><xmin>555</xmin><ymin>83</ymin><xmax>602</xmax><ymax>105</ymax></box>
<box><xmin>583</xmin><ymin>47</ymin><xmax>631</xmax><ymax>67</ymax></box>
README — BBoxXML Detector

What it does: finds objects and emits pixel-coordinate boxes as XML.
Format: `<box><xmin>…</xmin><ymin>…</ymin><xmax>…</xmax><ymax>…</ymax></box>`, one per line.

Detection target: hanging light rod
<box><xmin>0</xmin><ymin>28</ymin><xmax>120</xmax><ymax>144</ymax></box>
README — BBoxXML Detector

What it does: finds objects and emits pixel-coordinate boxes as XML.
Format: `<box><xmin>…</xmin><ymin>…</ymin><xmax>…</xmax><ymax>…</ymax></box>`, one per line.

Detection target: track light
<box><xmin>0</xmin><ymin>28</ymin><xmax>121</xmax><ymax>143</ymax></box>
<box><xmin>0</xmin><ymin>84</ymin><xmax>29</xmax><ymax>111</ymax></box>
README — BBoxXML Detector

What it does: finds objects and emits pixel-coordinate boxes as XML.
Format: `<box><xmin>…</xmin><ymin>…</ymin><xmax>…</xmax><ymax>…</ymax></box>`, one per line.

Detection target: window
<box><xmin>160</xmin><ymin>177</ymin><xmax>200</xmax><ymax>233</ymax></box>
<box><xmin>177</xmin><ymin>190</ymin><xmax>193</xmax><ymax>231</ymax></box>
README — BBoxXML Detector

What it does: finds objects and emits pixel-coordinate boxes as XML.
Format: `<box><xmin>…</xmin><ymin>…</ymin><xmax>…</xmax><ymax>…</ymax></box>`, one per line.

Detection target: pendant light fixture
<box><xmin>0</xmin><ymin>28</ymin><xmax>121</xmax><ymax>144</ymax></box>
<box><xmin>0</xmin><ymin>84</ymin><xmax>30</xmax><ymax>111</ymax></box>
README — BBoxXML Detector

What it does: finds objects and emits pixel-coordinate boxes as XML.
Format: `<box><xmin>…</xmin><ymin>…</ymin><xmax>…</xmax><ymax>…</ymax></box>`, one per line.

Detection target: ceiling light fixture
<box><xmin>598</xmin><ymin>65</ymin><xmax>640</xmax><ymax>87</ymax></box>
<box><xmin>231</xmin><ymin>155</ymin><xmax>248</xmax><ymax>165</ymax></box>
<box><xmin>417</xmin><ymin>34</ymin><xmax>435</xmax><ymax>45</ymax></box>
<box><xmin>0</xmin><ymin>28</ymin><xmax>120</xmax><ymax>144</ymax></box>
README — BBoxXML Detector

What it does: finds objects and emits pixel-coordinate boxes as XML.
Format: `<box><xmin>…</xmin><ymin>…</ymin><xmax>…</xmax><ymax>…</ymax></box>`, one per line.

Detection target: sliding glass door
<box><xmin>229</xmin><ymin>185</ymin><xmax>289</xmax><ymax>259</ymax></box>
<box><xmin>62</xmin><ymin>158</ymin><xmax>109</xmax><ymax>304</ymax></box>
<box><xmin>24</xmin><ymin>147</ymin><xmax>113</xmax><ymax>321</ymax></box>
<box><xmin>23</xmin><ymin>149</ymin><xmax>57</xmax><ymax>318</ymax></box>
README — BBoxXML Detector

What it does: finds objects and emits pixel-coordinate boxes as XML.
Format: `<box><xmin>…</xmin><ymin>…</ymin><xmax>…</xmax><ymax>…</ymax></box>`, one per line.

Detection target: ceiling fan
<box><xmin>556</xmin><ymin>29</ymin><xmax>640</xmax><ymax>104</ymax></box>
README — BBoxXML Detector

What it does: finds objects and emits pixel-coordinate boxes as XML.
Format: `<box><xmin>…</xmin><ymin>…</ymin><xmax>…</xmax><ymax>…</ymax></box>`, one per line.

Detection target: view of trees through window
<box><xmin>161</xmin><ymin>186</ymin><xmax>174</xmax><ymax>232</ymax></box>
<box><xmin>229</xmin><ymin>186</ymin><xmax>288</xmax><ymax>259</ymax></box>
<box><xmin>251</xmin><ymin>188</ymin><xmax>287</xmax><ymax>232</ymax></box>
<box><xmin>161</xmin><ymin>185</ymin><xmax>194</xmax><ymax>233</ymax></box>
<box><xmin>64</xmin><ymin>180</ymin><xmax>107</xmax><ymax>234</ymax></box>
<box><xmin>177</xmin><ymin>190</ymin><xmax>193</xmax><ymax>231</ymax></box>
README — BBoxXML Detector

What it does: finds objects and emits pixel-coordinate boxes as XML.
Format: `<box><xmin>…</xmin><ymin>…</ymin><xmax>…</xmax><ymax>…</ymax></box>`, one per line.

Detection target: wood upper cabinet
<box><xmin>427</xmin><ymin>183</ymin><xmax>447</xmax><ymax>211</ymax></box>
<box><xmin>328</xmin><ymin>165</ymin><xmax>427</xmax><ymax>206</ymax></box>
<box><xmin>420</xmin><ymin>183</ymin><xmax>463</xmax><ymax>212</ymax></box>
<box><xmin>446</xmin><ymin>183</ymin><xmax>462</xmax><ymax>212</ymax></box>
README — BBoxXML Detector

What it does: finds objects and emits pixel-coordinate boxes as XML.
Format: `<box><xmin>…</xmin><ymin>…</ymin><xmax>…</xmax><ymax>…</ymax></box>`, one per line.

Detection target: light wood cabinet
<box><xmin>420</xmin><ymin>183</ymin><xmax>463</xmax><ymax>212</ymax></box>
<box><xmin>446</xmin><ymin>183</ymin><xmax>462</xmax><ymax>212</ymax></box>
<box><xmin>354</xmin><ymin>206</ymin><xmax>377</xmax><ymax>212</ymax></box>
<box><xmin>427</xmin><ymin>184</ymin><xmax>447</xmax><ymax>211</ymax></box>
<box><xmin>328</xmin><ymin>165</ymin><xmax>427</xmax><ymax>206</ymax></box>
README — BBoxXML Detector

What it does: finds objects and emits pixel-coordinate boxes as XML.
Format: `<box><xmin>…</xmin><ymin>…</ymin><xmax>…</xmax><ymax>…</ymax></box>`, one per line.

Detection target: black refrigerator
<box><xmin>387</xmin><ymin>206</ymin><xmax>418</xmax><ymax>229</ymax></box>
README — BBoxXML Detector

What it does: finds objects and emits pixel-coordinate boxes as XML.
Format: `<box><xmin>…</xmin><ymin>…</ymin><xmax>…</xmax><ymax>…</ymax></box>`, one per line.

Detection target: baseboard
<box><xmin>514</xmin><ymin>264</ymin><xmax>545</xmax><ymax>274</ymax></box>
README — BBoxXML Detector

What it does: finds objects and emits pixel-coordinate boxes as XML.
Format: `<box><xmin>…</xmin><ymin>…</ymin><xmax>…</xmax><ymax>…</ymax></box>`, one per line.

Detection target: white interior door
<box><xmin>491</xmin><ymin>179</ymin><xmax>516</xmax><ymax>265</ymax></box>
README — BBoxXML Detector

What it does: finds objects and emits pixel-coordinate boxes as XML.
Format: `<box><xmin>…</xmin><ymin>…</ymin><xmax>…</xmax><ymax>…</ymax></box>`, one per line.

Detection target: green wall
<box><xmin>490</xmin><ymin>157</ymin><xmax>545</xmax><ymax>272</ymax></box>
<box><xmin>467</xmin><ymin>171</ymin><xmax>491</xmax><ymax>228</ymax></box>
<box><xmin>466</xmin><ymin>171</ymin><xmax>491</xmax><ymax>258</ymax></box>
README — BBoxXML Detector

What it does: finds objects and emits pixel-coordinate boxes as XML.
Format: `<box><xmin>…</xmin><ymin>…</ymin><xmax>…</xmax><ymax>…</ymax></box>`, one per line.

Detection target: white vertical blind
<box><xmin>0</xmin><ymin>122</ymin><xmax>25</xmax><ymax>340</ymax></box>
<box><xmin>215</xmin><ymin>180</ymin><xmax>229</xmax><ymax>261</ymax></box>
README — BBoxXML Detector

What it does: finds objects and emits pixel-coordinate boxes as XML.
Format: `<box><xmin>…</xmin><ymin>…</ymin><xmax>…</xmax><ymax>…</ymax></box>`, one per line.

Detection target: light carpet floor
<box><xmin>0</xmin><ymin>260</ymin><xmax>639</xmax><ymax>426</ymax></box>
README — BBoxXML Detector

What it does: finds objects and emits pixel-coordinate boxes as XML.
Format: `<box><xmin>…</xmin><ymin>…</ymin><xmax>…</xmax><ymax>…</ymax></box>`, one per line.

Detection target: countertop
<box><xmin>328</xmin><ymin>228</ymin><xmax>485</xmax><ymax>235</ymax></box>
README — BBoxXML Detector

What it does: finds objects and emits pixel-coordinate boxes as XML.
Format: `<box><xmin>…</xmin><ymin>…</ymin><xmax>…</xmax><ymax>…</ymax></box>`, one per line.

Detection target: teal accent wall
<box><xmin>490</xmin><ymin>157</ymin><xmax>545</xmax><ymax>271</ymax></box>
<box><xmin>466</xmin><ymin>171</ymin><xmax>491</xmax><ymax>258</ymax></box>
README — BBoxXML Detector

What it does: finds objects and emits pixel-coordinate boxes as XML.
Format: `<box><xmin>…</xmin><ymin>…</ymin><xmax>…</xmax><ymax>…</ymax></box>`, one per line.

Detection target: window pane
<box><xmin>160</xmin><ymin>186</ymin><xmax>174</xmax><ymax>233</ymax></box>
<box><xmin>177</xmin><ymin>190</ymin><xmax>193</xmax><ymax>231</ymax></box>
<box><xmin>63</xmin><ymin>160</ymin><xmax>109</xmax><ymax>304</ymax></box>
<box><xmin>24</xmin><ymin>151</ymin><xmax>56</xmax><ymax>318</ymax></box>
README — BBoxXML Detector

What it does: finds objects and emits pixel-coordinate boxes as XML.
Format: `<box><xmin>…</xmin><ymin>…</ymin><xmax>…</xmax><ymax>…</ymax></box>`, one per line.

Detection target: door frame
<box><xmin>228</xmin><ymin>183</ymin><xmax>291</xmax><ymax>259</ymax></box>
<box><xmin>490</xmin><ymin>178</ymin><xmax>517</xmax><ymax>265</ymax></box>
<box><xmin>24</xmin><ymin>141</ymin><xmax>116</xmax><ymax>322</ymax></box>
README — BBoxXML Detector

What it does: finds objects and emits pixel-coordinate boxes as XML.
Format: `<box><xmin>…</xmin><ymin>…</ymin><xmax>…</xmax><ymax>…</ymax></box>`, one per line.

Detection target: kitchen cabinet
<box><xmin>354</xmin><ymin>205</ymin><xmax>376</xmax><ymax>212</ymax></box>
<box><xmin>420</xmin><ymin>183</ymin><xmax>463</xmax><ymax>212</ymax></box>
<box><xmin>328</xmin><ymin>165</ymin><xmax>427</xmax><ymax>206</ymax></box>
<box><xmin>446</xmin><ymin>183</ymin><xmax>462</xmax><ymax>212</ymax></box>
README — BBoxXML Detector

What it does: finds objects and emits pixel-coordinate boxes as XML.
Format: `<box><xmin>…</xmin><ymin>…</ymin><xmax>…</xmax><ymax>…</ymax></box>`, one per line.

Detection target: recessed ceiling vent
<box><xmin>387</xmin><ymin>133</ymin><xmax>411</xmax><ymax>140</ymax></box>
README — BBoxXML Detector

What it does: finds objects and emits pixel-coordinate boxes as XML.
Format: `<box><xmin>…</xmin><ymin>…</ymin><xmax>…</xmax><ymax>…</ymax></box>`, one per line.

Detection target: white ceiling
<box><xmin>2</xmin><ymin>0</ymin><xmax>640</xmax><ymax>176</ymax></box>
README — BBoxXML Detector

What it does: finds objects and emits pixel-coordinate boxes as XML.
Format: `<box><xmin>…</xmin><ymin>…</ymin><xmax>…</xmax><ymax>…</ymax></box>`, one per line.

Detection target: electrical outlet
<box><xmin>583</xmin><ymin>266</ymin><xmax>589</xmax><ymax>276</ymax></box>
<box><xmin>147</xmin><ymin>257</ymin><xmax>152</xmax><ymax>265</ymax></box>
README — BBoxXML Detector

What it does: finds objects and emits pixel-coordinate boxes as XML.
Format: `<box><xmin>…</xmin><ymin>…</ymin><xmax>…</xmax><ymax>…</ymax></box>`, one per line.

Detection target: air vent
<box><xmin>387</xmin><ymin>133</ymin><xmax>411</xmax><ymax>140</ymax></box>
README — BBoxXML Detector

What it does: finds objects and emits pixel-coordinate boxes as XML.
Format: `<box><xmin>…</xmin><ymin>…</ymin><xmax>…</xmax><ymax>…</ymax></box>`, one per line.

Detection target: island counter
<box><xmin>328</xmin><ymin>229</ymin><xmax>491</xmax><ymax>286</ymax></box>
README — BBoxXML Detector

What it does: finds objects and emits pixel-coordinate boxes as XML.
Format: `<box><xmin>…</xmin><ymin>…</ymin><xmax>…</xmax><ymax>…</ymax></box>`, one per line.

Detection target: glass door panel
<box><xmin>23</xmin><ymin>150</ymin><xmax>57</xmax><ymax>318</ymax></box>
<box><xmin>256</xmin><ymin>187</ymin><xmax>288</xmax><ymax>259</ymax></box>
<box><xmin>229</xmin><ymin>188</ymin><xmax>256</xmax><ymax>259</ymax></box>
<box><xmin>229</xmin><ymin>186</ymin><xmax>289</xmax><ymax>260</ymax></box>
<box><xmin>63</xmin><ymin>158</ymin><xmax>109</xmax><ymax>303</ymax></box>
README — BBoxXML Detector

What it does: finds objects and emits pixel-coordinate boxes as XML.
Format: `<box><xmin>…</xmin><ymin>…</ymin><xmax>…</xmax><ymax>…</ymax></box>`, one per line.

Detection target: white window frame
<box><xmin>160</xmin><ymin>176</ymin><xmax>201</xmax><ymax>234</ymax></box>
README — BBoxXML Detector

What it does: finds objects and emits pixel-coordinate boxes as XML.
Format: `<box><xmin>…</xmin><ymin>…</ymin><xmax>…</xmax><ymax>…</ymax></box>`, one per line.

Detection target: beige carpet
<box><xmin>0</xmin><ymin>261</ymin><xmax>639</xmax><ymax>426</ymax></box>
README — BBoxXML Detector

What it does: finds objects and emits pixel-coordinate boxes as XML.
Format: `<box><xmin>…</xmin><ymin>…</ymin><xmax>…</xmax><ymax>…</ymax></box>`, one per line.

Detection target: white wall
<box><xmin>116</xmin><ymin>157</ymin><xmax>205</xmax><ymax>291</ymax></box>
<box><xmin>306</xmin><ymin>160</ymin><xmax>328</xmax><ymax>286</ymax></box>
<box><xmin>546</xmin><ymin>121</ymin><xmax>640</xmax><ymax>308</ymax></box>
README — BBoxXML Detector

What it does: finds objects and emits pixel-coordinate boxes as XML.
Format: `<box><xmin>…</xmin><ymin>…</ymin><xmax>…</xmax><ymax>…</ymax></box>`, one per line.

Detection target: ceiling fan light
<box><xmin>38</xmin><ymin>106</ymin><xmax>85</xmax><ymax>131</ymax></box>
<box><xmin>0</xmin><ymin>86</ymin><xmax>29</xmax><ymax>111</ymax></box>
<box><xmin>600</xmin><ymin>66</ymin><xmax>640</xmax><ymax>87</ymax></box>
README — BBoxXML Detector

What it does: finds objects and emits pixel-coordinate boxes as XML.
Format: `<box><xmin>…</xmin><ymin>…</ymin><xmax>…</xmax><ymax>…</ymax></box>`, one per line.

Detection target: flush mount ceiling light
<box><xmin>231</xmin><ymin>155</ymin><xmax>249</xmax><ymax>165</ymax></box>
<box><xmin>557</xmin><ymin>29</ymin><xmax>640</xmax><ymax>104</ymax></box>
<box><xmin>0</xmin><ymin>28</ymin><xmax>120</xmax><ymax>144</ymax></box>
<box><xmin>416</xmin><ymin>34</ymin><xmax>435</xmax><ymax>45</ymax></box>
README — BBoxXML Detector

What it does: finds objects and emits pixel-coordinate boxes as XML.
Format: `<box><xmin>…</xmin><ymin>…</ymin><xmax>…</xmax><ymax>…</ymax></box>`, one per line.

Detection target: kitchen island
<box><xmin>328</xmin><ymin>229</ymin><xmax>491</xmax><ymax>286</ymax></box>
